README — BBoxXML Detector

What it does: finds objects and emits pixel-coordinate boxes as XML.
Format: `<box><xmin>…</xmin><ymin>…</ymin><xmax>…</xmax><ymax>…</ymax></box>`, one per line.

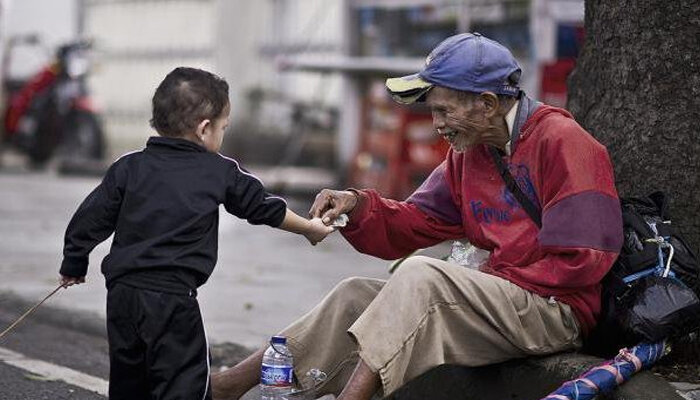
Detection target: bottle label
<box><xmin>261</xmin><ymin>363</ymin><xmax>293</xmax><ymax>386</ymax></box>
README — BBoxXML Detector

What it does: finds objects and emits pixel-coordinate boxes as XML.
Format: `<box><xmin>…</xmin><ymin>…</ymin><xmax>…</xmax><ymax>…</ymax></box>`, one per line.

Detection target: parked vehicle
<box><xmin>2</xmin><ymin>35</ymin><xmax>105</xmax><ymax>168</ymax></box>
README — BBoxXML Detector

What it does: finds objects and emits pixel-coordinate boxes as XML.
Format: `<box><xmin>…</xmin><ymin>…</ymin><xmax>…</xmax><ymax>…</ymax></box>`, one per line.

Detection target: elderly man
<box><xmin>212</xmin><ymin>33</ymin><xmax>622</xmax><ymax>400</ymax></box>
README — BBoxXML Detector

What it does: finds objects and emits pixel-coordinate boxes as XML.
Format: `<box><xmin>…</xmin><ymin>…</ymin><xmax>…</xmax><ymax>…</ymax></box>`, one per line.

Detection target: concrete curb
<box><xmin>386</xmin><ymin>353</ymin><xmax>684</xmax><ymax>400</ymax></box>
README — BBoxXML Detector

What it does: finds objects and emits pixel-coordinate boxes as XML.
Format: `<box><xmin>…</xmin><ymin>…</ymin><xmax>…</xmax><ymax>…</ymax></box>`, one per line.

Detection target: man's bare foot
<box><xmin>336</xmin><ymin>360</ymin><xmax>379</xmax><ymax>400</ymax></box>
<box><xmin>211</xmin><ymin>348</ymin><xmax>264</xmax><ymax>400</ymax></box>
<box><xmin>211</xmin><ymin>369</ymin><xmax>245</xmax><ymax>399</ymax></box>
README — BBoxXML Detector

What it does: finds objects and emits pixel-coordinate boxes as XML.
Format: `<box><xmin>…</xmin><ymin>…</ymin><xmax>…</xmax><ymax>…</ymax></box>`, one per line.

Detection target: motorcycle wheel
<box><xmin>25</xmin><ymin>93</ymin><xmax>59</xmax><ymax>168</ymax></box>
<box><xmin>60</xmin><ymin>110</ymin><xmax>106</xmax><ymax>161</ymax></box>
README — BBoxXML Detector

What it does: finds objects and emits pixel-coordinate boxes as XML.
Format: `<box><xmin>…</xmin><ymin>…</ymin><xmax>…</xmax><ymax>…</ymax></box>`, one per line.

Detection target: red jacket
<box><xmin>342</xmin><ymin>104</ymin><xmax>623</xmax><ymax>334</ymax></box>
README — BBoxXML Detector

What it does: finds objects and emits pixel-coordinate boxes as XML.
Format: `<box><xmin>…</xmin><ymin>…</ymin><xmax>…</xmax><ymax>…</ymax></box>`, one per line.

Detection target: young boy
<box><xmin>59</xmin><ymin>67</ymin><xmax>334</xmax><ymax>400</ymax></box>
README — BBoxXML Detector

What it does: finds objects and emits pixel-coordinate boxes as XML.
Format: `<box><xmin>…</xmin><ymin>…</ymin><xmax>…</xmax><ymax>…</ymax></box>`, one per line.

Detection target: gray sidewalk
<box><xmin>0</xmin><ymin>170</ymin><xmax>390</xmax><ymax>347</ymax></box>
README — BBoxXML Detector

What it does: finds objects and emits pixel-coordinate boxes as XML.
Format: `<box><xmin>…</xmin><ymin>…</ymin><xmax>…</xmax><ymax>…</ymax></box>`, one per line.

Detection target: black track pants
<box><xmin>106</xmin><ymin>283</ymin><xmax>211</xmax><ymax>400</ymax></box>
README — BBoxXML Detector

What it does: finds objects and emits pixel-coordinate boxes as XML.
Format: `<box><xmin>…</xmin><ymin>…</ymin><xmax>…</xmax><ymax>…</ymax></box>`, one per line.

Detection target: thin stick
<box><xmin>0</xmin><ymin>284</ymin><xmax>65</xmax><ymax>340</ymax></box>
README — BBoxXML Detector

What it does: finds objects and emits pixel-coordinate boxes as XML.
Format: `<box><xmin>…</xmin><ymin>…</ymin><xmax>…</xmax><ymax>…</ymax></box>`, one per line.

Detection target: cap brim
<box><xmin>386</xmin><ymin>74</ymin><xmax>433</xmax><ymax>104</ymax></box>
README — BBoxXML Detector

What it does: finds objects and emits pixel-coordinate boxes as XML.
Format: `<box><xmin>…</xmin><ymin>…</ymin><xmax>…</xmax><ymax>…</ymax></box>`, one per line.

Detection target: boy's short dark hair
<box><xmin>150</xmin><ymin>67</ymin><xmax>229</xmax><ymax>137</ymax></box>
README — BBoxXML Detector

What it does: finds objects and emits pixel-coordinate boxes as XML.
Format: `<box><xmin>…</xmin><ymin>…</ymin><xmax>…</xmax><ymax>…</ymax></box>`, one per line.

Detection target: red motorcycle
<box><xmin>2</xmin><ymin>35</ymin><xmax>105</xmax><ymax>168</ymax></box>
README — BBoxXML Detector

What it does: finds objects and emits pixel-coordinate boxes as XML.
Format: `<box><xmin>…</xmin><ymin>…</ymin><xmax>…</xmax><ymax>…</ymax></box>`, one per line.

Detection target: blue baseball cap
<box><xmin>386</xmin><ymin>33</ymin><xmax>521</xmax><ymax>104</ymax></box>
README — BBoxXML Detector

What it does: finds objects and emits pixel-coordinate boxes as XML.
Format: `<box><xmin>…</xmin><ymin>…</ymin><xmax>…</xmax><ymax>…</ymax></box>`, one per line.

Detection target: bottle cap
<box><xmin>271</xmin><ymin>335</ymin><xmax>287</xmax><ymax>344</ymax></box>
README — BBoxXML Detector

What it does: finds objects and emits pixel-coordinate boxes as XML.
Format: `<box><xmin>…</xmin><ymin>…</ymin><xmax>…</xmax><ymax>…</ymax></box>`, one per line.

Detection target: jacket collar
<box><xmin>146</xmin><ymin>136</ymin><xmax>208</xmax><ymax>153</ymax></box>
<box><xmin>509</xmin><ymin>92</ymin><xmax>541</xmax><ymax>154</ymax></box>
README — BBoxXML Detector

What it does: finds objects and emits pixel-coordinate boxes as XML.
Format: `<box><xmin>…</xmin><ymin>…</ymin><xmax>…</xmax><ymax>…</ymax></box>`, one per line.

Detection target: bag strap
<box><xmin>488</xmin><ymin>146</ymin><xmax>542</xmax><ymax>228</ymax></box>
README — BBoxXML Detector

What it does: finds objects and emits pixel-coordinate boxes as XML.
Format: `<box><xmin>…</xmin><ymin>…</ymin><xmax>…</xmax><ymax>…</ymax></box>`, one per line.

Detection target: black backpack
<box><xmin>609</xmin><ymin>192</ymin><xmax>699</xmax><ymax>291</ymax></box>
<box><xmin>590</xmin><ymin>192</ymin><xmax>700</xmax><ymax>352</ymax></box>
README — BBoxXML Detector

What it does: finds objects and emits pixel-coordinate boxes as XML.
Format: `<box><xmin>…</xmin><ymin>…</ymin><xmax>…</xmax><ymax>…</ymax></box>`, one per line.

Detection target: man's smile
<box><xmin>439</xmin><ymin>127</ymin><xmax>458</xmax><ymax>141</ymax></box>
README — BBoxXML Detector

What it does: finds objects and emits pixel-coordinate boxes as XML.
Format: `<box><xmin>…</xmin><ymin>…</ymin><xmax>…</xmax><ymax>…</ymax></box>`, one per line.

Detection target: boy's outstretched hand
<box><xmin>304</xmin><ymin>217</ymin><xmax>336</xmax><ymax>245</ymax></box>
<box><xmin>60</xmin><ymin>275</ymin><xmax>85</xmax><ymax>287</ymax></box>
<box><xmin>279</xmin><ymin>208</ymin><xmax>336</xmax><ymax>245</ymax></box>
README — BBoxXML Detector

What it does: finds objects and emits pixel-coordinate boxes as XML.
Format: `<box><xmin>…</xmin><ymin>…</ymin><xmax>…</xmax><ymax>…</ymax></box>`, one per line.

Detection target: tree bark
<box><xmin>568</xmin><ymin>0</ymin><xmax>700</xmax><ymax>255</ymax></box>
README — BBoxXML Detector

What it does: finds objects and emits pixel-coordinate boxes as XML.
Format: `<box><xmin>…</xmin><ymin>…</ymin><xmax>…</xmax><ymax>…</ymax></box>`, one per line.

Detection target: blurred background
<box><xmin>0</xmin><ymin>0</ymin><xmax>587</xmax><ymax>352</ymax></box>
<box><xmin>0</xmin><ymin>0</ymin><xmax>584</xmax><ymax>199</ymax></box>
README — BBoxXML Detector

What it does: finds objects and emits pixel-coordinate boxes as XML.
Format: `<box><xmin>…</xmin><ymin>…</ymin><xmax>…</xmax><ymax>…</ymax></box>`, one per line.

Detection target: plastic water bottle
<box><xmin>260</xmin><ymin>335</ymin><xmax>294</xmax><ymax>400</ymax></box>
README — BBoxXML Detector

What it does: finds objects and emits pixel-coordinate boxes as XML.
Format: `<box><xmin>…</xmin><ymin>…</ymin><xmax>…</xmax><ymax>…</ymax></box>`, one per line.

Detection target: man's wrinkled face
<box><xmin>426</xmin><ymin>87</ymin><xmax>489</xmax><ymax>152</ymax></box>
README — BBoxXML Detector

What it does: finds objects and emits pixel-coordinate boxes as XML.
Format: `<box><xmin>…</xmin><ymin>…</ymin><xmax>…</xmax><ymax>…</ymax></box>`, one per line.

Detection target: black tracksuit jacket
<box><xmin>60</xmin><ymin>136</ymin><xmax>287</xmax><ymax>293</ymax></box>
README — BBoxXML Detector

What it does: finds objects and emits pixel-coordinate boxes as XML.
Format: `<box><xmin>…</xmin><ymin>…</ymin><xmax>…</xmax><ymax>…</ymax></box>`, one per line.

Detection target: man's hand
<box><xmin>303</xmin><ymin>217</ymin><xmax>336</xmax><ymax>245</ymax></box>
<box><xmin>309</xmin><ymin>189</ymin><xmax>358</xmax><ymax>225</ymax></box>
<box><xmin>60</xmin><ymin>275</ymin><xmax>85</xmax><ymax>288</ymax></box>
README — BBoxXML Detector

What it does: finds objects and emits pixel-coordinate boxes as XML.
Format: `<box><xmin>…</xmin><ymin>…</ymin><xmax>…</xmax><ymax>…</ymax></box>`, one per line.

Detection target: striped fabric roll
<box><xmin>542</xmin><ymin>341</ymin><xmax>668</xmax><ymax>400</ymax></box>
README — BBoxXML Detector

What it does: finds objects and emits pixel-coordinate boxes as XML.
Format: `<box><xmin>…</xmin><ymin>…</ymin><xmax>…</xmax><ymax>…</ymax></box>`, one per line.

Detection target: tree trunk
<box><xmin>568</xmin><ymin>0</ymin><xmax>700</xmax><ymax>365</ymax></box>
<box><xmin>568</xmin><ymin>0</ymin><xmax>700</xmax><ymax>255</ymax></box>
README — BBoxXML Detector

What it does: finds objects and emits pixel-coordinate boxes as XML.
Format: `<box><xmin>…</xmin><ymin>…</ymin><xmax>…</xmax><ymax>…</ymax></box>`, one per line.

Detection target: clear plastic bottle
<box><xmin>260</xmin><ymin>335</ymin><xmax>294</xmax><ymax>400</ymax></box>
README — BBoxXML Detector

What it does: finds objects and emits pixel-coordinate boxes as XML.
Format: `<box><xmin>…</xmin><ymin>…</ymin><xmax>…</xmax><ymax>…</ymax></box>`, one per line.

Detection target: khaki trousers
<box><xmin>281</xmin><ymin>256</ymin><xmax>581</xmax><ymax>397</ymax></box>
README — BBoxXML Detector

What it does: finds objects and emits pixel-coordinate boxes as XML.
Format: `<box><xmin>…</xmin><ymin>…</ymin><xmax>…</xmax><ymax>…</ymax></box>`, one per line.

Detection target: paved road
<box><xmin>0</xmin><ymin>291</ymin><xmax>108</xmax><ymax>399</ymax></box>
<box><xmin>0</xmin><ymin>168</ymin><xmax>428</xmax><ymax>399</ymax></box>
<box><xmin>0</xmin><ymin>169</ymin><xmax>395</xmax><ymax>347</ymax></box>
<box><xmin>0</xmin><ymin>363</ymin><xmax>104</xmax><ymax>400</ymax></box>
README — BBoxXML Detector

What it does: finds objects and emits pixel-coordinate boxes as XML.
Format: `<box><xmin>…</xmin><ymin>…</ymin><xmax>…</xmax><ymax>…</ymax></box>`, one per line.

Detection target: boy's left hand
<box><xmin>304</xmin><ymin>217</ymin><xmax>336</xmax><ymax>245</ymax></box>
